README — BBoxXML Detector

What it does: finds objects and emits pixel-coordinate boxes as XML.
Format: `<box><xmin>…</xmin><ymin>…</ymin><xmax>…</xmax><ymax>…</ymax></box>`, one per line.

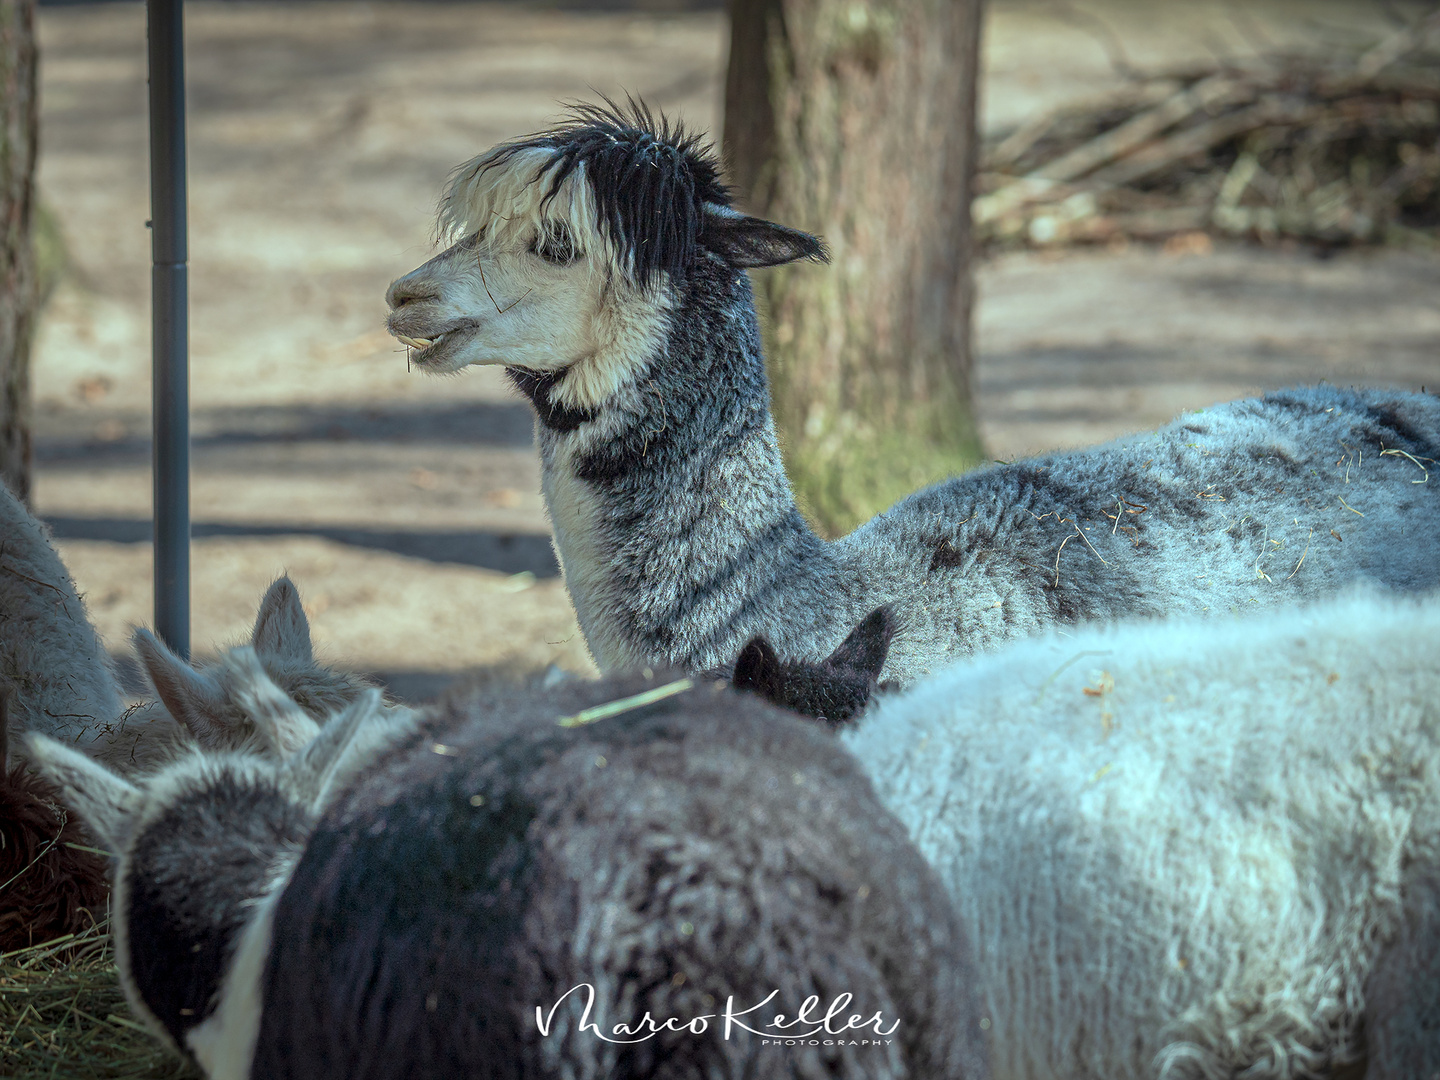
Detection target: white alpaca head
<box><xmin>385</xmin><ymin>101</ymin><xmax>827</xmax><ymax>413</ymax></box>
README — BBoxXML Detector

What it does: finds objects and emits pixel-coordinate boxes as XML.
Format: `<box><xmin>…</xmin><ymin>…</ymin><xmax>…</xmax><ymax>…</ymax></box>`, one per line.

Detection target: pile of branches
<box><xmin>976</xmin><ymin>10</ymin><xmax>1440</xmax><ymax>249</ymax></box>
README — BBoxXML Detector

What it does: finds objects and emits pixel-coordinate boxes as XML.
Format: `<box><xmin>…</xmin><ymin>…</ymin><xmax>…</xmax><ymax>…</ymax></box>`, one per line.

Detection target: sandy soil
<box><xmin>30</xmin><ymin>0</ymin><xmax>1439</xmax><ymax>700</ymax></box>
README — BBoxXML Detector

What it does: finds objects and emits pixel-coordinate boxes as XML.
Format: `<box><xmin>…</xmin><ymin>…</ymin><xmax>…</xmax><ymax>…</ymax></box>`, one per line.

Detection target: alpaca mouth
<box><xmin>396</xmin><ymin>333</ymin><xmax>444</xmax><ymax>352</ymax></box>
<box><xmin>389</xmin><ymin>319</ymin><xmax>478</xmax><ymax>366</ymax></box>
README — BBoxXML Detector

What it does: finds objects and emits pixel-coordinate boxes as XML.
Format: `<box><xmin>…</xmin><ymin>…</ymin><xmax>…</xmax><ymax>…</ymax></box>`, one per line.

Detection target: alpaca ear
<box><xmin>224</xmin><ymin>648</ymin><xmax>321</xmax><ymax>758</ymax></box>
<box><xmin>701</xmin><ymin>211</ymin><xmax>829</xmax><ymax>269</ymax></box>
<box><xmin>252</xmin><ymin>576</ymin><xmax>313</xmax><ymax>664</ymax></box>
<box><xmin>731</xmin><ymin>636</ymin><xmax>784</xmax><ymax>695</ymax></box>
<box><xmin>284</xmin><ymin>688</ymin><xmax>383</xmax><ymax>800</ymax></box>
<box><xmin>23</xmin><ymin>733</ymin><xmax>138</xmax><ymax>854</ymax></box>
<box><xmin>825</xmin><ymin>605</ymin><xmax>896</xmax><ymax>681</ymax></box>
<box><xmin>133</xmin><ymin>628</ymin><xmax>228</xmax><ymax>747</ymax></box>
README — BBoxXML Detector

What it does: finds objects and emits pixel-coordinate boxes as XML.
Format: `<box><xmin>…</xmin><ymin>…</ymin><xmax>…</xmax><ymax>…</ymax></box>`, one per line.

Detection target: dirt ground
<box><xmin>31</xmin><ymin>0</ymin><xmax>1440</xmax><ymax>700</ymax></box>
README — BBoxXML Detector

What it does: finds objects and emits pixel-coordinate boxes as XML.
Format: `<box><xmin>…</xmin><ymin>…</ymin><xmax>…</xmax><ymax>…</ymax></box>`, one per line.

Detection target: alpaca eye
<box><xmin>533</xmin><ymin>225</ymin><xmax>579</xmax><ymax>266</ymax></box>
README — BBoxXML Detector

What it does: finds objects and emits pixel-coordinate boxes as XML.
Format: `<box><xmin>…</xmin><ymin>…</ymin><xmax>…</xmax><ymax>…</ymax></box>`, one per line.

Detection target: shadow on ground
<box><xmin>45</xmin><ymin>516</ymin><xmax>561</xmax><ymax>577</ymax></box>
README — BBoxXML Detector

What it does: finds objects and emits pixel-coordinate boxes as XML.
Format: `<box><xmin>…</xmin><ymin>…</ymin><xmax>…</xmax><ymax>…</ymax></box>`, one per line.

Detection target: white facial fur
<box><xmin>385</xmin><ymin>147</ymin><xmax>672</xmax><ymax>413</ymax></box>
<box><xmin>185</xmin><ymin>874</ymin><xmax>287</xmax><ymax>1080</ymax></box>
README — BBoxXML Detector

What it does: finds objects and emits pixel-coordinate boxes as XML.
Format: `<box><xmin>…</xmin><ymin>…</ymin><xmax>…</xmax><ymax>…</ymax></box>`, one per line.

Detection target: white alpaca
<box><xmin>835</xmin><ymin>591</ymin><xmax>1440</xmax><ymax>1079</ymax></box>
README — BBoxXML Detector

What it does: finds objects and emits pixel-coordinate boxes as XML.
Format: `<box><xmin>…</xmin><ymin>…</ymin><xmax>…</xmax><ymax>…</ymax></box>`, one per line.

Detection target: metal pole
<box><xmin>147</xmin><ymin>0</ymin><xmax>189</xmax><ymax>659</ymax></box>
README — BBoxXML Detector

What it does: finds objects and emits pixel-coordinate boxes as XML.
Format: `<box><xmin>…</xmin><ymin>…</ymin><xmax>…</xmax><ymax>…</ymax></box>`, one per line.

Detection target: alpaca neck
<box><xmin>518</xmin><ymin>264</ymin><xmax>829</xmax><ymax>672</ymax></box>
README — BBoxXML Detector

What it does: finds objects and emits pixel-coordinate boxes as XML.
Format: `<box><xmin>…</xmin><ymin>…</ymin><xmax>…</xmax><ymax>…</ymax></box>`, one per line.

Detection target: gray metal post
<box><xmin>147</xmin><ymin>0</ymin><xmax>189</xmax><ymax>658</ymax></box>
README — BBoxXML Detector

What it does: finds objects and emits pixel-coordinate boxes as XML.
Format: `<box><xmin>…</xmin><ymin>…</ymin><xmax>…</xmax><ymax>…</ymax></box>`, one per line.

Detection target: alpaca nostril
<box><xmin>386</xmin><ymin>277</ymin><xmax>441</xmax><ymax>310</ymax></box>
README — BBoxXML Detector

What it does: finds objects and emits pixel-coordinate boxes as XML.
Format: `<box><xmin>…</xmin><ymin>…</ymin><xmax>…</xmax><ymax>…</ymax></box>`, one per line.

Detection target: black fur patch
<box><xmin>929</xmin><ymin>538</ymin><xmax>967</xmax><ymax>573</ymax></box>
<box><xmin>481</xmin><ymin>100</ymin><xmax>727</xmax><ymax>287</ymax></box>
<box><xmin>1248</xmin><ymin>444</ymin><xmax>1305</xmax><ymax>475</ymax></box>
<box><xmin>254</xmin><ymin>741</ymin><xmax>545</xmax><ymax>1080</ymax></box>
<box><xmin>506</xmin><ymin>368</ymin><xmax>597</xmax><ymax>432</ymax></box>
<box><xmin>470</xmin><ymin>100</ymin><xmax>823</xmax><ymax>286</ymax></box>
<box><xmin>732</xmin><ymin>606</ymin><xmax>896</xmax><ymax>727</ymax></box>
<box><xmin>125</xmin><ymin>771</ymin><xmax>311</xmax><ymax>1049</ymax></box>
<box><xmin>1363</xmin><ymin>400</ymin><xmax>1437</xmax><ymax>456</ymax></box>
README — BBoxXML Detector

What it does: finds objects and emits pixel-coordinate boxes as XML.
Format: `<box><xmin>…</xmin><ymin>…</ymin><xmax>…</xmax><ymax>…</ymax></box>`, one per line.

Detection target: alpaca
<box><xmin>28</xmin><ymin>638</ymin><xmax>988</xmax><ymax>1079</ymax></box>
<box><xmin>784</xmin><ymin>591</ymin><xmax>1440</xmax><ymax>1080</ymax></box>
<box><xmin>385</xmin><ymin>102</ymin><xmax>1440</xmax><ymax>684</ymax></box>
<box><xmin>0</xmin><ymin>481</ymin><xmax>134</xmax><ymax>762</ymax></box>
<box><xmin>132</xmin><ymin>575</ymin><xmax>379</xmax><ymax>758</ymax></box>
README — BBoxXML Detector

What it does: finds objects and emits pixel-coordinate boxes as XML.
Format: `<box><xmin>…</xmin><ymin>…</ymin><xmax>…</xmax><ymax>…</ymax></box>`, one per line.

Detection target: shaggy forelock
<box><xmin>437</xmin><ymin>99</ymin><xmax>727</xmax><ymax>286</ymax></box>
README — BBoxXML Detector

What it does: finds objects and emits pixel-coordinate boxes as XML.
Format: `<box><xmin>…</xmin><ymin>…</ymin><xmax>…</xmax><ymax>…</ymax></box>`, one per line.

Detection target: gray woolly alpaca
<box><xmin>385</xmin><ymin>103</ymin><xmax>1440</xmax><ymax>684</ymax></box>
<box><xmin>0</xmin><ymin>481</ymin><xmax>157</xmax><ymax>766</ymax></box>
<box><xmin>0</xmin><ymin>494</ymin><xmax>360</xmax><ymax>770</ymax></box>
<box><xmin>28</xmin><ymin>643</ymin><xmax>989</xmax><ymax>1080</ymax></box>
<box><xmin>827</xmin><ymin>591</ymin><xmax>1440</xmax><ymax>1080</ymax></box>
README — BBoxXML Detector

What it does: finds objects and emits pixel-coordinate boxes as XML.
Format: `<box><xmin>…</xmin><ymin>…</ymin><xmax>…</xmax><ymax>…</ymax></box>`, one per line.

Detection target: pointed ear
<box><xmin>252</xmin><ymin>576</ymin><xmax>313</xmax><ymax>664</ymax></box>
<box><xmin>700</xmin><ymin>210</ymin><xmax>829</xmax><ymax>269</ymax></box>
<box><xmin>225</xmin><ymin>648</ymin><xmax>321</xmax><ymax>758</ymax></box>
<box><xmin>133</xmin><ymin>628</ymin><xmax>228</xmax><ymax>748</ymax></box>
<box><xmin>23</xmin><ymin>733</ymin><xmax>138</xmax><ymax>854</ymax></box>
<box><xmin>284</xmin><ymin>688</ymin><xmax>382</xmax><ymax>800</ymax></box>
<box><xmin>826</xmin><ymin>605</ymin><xmax>895</xmax><ymax>681</ymax></box>
<box><xmin>731</xmin><ymin>636</ymin><xmax>784</xmax><ymax>695</ymax></box>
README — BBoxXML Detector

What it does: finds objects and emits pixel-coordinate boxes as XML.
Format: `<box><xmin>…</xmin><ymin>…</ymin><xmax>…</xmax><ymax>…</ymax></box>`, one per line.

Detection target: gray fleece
<box><xmin>529</xmin><ymin>254</ymin><xmax>1440</xmax><ymax>683</ymax></box>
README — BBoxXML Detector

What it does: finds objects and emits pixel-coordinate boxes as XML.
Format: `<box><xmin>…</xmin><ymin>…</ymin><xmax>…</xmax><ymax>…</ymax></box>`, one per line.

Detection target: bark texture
<box><xmin>0</xmin><ymin>0</ymin><xmax>35</xmax><ymax>504</ymax></box>
<box><xmin>724</xmin><ymin>0</ymin><xmax>984</xmax><ymax>535</ymax></box>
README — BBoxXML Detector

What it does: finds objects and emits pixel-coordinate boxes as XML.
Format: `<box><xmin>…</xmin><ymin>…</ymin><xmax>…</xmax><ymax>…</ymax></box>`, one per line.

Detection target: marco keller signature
<box><xmin>535</xmin><ymin>984</ymin><xmax>901</xmax><ymax>1045</ymax></box>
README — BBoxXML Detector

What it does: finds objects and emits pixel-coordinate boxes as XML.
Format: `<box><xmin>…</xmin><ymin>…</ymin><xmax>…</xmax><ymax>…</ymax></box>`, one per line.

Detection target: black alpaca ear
<box><xmin>701</xmin><ymin>212</ymin><xmax>829</xmax><ymax>269</ymax></box>
<box><xmin>826</xmin><ymin>605</ymin><xmax>896</xmax><ymax>681</ymax></box>
<box><xmin>732</xmin><ymin>636</ymin><xmax>783</xmax><ymax>693</ymax></box>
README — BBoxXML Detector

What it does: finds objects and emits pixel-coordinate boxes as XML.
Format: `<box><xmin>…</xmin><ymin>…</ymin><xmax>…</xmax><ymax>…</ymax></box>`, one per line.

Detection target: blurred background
<box><xmin>19</xmin><ymin>0</ymin><xmax>1440</xmax><ymax>701</ymax></box>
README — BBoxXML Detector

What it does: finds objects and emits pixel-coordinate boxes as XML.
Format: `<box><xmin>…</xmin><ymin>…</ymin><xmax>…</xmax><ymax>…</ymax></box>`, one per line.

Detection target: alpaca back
<box><xmin>0</xmin><ymin>484</ymin><xmax>126</xmax><ymax>758</ymax></box>
<box><xmin>842</xmin><ymin>591</ymin><xmax>1440</xmax><ymax>1079</ymax></box>
<box><xmin>838</xmin><ymin>386</ymin><xmax>1440</xmax><ymax>680</ymax></box>
<box><xmin>254</xmin><ymin>676</ymin><xmax>987</xmax><ymax>1080</ymax></box>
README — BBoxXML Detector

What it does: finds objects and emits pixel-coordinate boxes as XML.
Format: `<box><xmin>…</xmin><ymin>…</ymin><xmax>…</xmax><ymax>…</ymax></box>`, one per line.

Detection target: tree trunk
<box><xmin>0</xmin><ymin>0</ymin><xmax>36</xmax><ymax>504</ymax></box>
<box><xmin>724</xmin><ymin>0</ymin><xmax>984</xmax><ymax>536</ymax></box>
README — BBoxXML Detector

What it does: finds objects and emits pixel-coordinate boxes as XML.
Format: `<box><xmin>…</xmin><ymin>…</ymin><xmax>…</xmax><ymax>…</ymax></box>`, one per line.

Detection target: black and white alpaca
<box><xmin>28</xmin><ymin>621</ymin><xmax>988</xmax><ymax>1080</ymax></box>
<box><xmin>745</xmin><ymin>592</ymin><xmax>1440</xmax><ymax>1080</ymax></box>
<box><xmin>386</xmin><ymin>103</ymin><xmax>1440</xmax><ymax>683</ymax></box>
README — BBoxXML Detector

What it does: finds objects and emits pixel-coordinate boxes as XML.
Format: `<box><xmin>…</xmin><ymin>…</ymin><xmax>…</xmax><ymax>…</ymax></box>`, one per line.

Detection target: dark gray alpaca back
<box><xmin>252</xmin><ymin>676</ymin><xmax>986</xmax><ymax>1080</ymax></box>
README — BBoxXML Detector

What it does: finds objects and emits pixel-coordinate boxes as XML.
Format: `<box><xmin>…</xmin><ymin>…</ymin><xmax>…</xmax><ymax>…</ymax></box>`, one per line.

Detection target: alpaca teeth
<box><xmin>398</xmin><ymin>335</ymin><xmax>435</xmax><ymax>350</ymax></box>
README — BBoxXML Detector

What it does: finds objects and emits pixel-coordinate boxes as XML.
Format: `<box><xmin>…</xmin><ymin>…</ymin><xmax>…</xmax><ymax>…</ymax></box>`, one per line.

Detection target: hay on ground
<box><xmin>0</xmin><ymin>921</ymin><xmax>195</xmax><ymax>1079</ymax></box>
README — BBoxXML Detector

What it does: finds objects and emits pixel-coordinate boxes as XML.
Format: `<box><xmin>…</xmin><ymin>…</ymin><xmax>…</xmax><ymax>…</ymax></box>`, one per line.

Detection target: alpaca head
<box><xmin>21</xmin><ymin>661</ymin><xmax>388</xmax><ymax>1057</ymax></box>
<box><xmin>134</xmin><ymin>576</ymin><xmax>381</xmax><ymax>755</ymax></box>
<box><xmin>385</xmin><ymin>100</ymin><xmax>827</xmax><ymax>414</ymax></box>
